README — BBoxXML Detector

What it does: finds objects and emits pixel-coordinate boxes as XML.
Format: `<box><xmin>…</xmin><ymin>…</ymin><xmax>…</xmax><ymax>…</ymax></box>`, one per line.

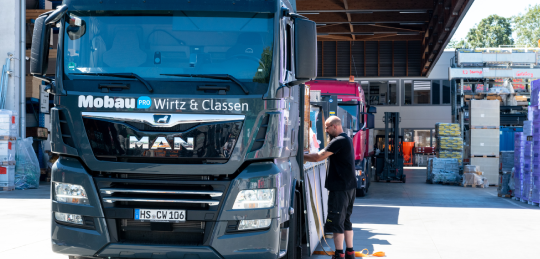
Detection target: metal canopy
<box><xmin>297</xmin><ymin>0</ymin><xmax>474</xmax><ymax>76</ymax></box>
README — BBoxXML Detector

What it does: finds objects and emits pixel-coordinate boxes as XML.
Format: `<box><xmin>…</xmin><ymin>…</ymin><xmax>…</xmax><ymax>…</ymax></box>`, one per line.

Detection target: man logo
<box><xmin>154</xmin><ymin>115</ymin><xmax>171</xmax><ymax>124</ymax></box>
<box><xmin>137</xmin><ymin>96</ymin><xmax>152</xmax><ymax>109</ymax></box>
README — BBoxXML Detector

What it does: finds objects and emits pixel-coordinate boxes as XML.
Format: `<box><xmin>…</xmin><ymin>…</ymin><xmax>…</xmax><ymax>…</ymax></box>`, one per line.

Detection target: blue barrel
<box><xmin>500</xmin><ymin>126</ymin><xmax>523</xmax><ymax>151</ymax></box>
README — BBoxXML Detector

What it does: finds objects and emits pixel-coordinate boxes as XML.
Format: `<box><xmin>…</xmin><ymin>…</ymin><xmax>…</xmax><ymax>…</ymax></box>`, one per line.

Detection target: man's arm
<box><xmin>304</xmin><ymin>149</ymin><xmax>333</xmax><ymax>162</ymax></box>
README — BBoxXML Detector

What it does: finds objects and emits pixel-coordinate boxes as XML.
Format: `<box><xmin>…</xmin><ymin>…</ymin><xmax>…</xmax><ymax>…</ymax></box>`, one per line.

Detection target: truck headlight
<box><xmin>55</xmin><ymin>212</ymin><xmax>84</xmax><ymax>225</ymax></box>
<box><xmin>232</xmin><ymin>189</ymin><xmax>275</xmax><ymax>209</ymax></box>
<box><xmin>54</xmin><ymin>183</ymin><xmax>89</xmax><ymax>205</ymax></box>
<box><xmin>238</xmin><ymin>219</ymin><xmax>271</xmax><ymax>230</ymax></box>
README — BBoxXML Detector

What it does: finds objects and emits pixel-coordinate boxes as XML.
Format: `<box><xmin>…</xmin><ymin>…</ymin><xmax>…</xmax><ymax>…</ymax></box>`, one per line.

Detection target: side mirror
<box><xmin>30</xmin><ymin>14</ymin><xmax>52</xmax><ymax>76</ymax></box>
<box><xmin>294</xmin><ymin>18</ymin><xmax>317</xmax><ymax>82</ymax></box>
<box><xmin>366</xmin><ymin>113</ymin><xmax>375</xmax><ymax>129</ymax></box>
<box><xmin>30</xmin><ymin>5</ymin><xmax>68</xmax><ymax>76</ymax></box>
<box><xmin>367</xmin><ymin>106</ymin><xmax>377</xmax><ymax>114</ymax></box>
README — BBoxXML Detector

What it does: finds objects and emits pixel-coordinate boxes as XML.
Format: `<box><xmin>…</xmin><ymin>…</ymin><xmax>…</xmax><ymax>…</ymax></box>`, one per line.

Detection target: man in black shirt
<box><xmin>304</xmin><ymin>116</ymin><xmax>356</xmax><ymax>259</ymax></box>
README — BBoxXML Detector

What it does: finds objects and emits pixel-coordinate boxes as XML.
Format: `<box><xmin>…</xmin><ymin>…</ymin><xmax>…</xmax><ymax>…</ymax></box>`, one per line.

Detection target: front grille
<box><xmin>122</xmin><ymin>219</ymin><xmax>205</xmax><ymax>233</ymax></box>
<box><xmin>94</xmin><ymin>175</ymin><xmax>230</xmax><ymax>245</ymax></box>
<box><xmin>126</xmin><ymin>121</ymin><xmax>200</xmax><ymax>132</ymax></box>
<box><xmin>123</xmin><ymin>174</ymin><xmax>211</xmax><ymax>181</ymax></box>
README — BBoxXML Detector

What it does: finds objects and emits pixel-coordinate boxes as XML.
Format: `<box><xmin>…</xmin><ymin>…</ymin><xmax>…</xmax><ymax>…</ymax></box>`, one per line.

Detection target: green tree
<box><xmin>446</xmin><ymin>39</ymin><xmax>468</xmax><ymax>49</ymax></box>
<box><xmin>514</xmin><ymin>5</ymin><xmax>540</xmax><ymax>47</ymax></box>
<box><xmin>463</xmin><ymin>14</ymin><xmax>513</xmax><ymax>48</ymax></box>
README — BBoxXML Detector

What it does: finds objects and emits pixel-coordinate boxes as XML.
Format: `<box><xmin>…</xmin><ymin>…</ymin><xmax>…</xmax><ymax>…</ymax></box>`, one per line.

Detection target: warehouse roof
<box><xmin>297</xmin><ymin>0</ymin><xmax>474</xmax><ymax>76</ymax></box>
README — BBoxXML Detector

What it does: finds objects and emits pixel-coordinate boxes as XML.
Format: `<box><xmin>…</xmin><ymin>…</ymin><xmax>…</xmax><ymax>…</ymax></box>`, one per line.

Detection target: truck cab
<box><xmin>307</xmin><ymin>79</ymin><xmax>376</xmax><ymax>196</ymax></box>
<box><xmin>29</xmin><ymin>0</ymin><xmax>317</xmax><ymax>258</ymax></box>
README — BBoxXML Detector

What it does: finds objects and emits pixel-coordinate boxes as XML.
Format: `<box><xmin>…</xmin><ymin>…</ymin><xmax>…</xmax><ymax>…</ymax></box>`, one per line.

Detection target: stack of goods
<box><xmin>0</xmin><ymin>110</ymin><xmax>17</xmax><ymax>191</ymax></box>
<box><xmin>469</xmin><ymin>100</ymin><xmax>500</xmax><ymax>185</ymax></box>
<box><xmin>513</xmin><ymin>132</ymin><xmax>526</xmax><ymax>200</ymax></box>
<box><xmin>462</xmin><ymin>165</ymin><xmax>489</xmax><ymax>187</ymax></box>
<box><xmin>498</xmin><ymin>172</ymin><xmax>512</xmax><ymax>197</ymax></box>
<box><xmin>522</xmin><ymin>121</ymin><xmax>533</xmax><ymax>202</ymax></box>
<box><xmin>501</xmin><ymin>151</ymin><xmax>514</xmax><ymax>172</ymax></box>
<box><xmin>426</xmin><ymin>157</ymin><xmax>460</xmax><ymax>184</ymax></box>
<box><xmin>499</xmin><ymin>151</ymin><xmax>514</xmax><ymax>197</ymax></box>
<box><xmin>435</xmin><ymin>123</ymin><xmax>463</xmax><ymax>164</ymax></box>
<box><xmin>435</xmin><ymin>123</ymin><xmax>461</xmax><ymax>137</ymax></box>
<box><xmin>529</xmin><ymin>106</ymin><xmax>540</xmax><ymax>204</ymax></box>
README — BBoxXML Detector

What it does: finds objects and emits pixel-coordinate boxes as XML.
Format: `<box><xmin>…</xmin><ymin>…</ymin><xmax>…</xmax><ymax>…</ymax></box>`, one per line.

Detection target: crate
<box><xmin>25</xmin><ymin>75</ymin><xmax>42</xmax><ymax>99</ymax></box>
<box><xmin>470</xmin><ymin>100</ymin><xmax>500</xmax><ymax>127</ymax></box>
<box><xmin>0</xmin><ymin>165</ymin><xmax>15</xmax><ymax>189</ymax></box>
<box><xmin>470</xmin><ymin>129</ymin><xmax>500</xmax><ymax>156</ymax></box>
<box><xmin>470</xmin><ymin>157</ymin><xmax>500</xmax><ymax>185</ymax></box>
<box><xmin>26</xmin><ymin>127</ymin><xmax>48</xmax><ymax>140</ymax></box>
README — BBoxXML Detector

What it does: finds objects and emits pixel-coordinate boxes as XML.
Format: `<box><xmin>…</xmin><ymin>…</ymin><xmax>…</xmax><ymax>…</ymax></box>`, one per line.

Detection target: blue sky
<box><xmin>451</xmin><ymin>0</ymin><xmax>538</xmax><ymax>41</ymax></box>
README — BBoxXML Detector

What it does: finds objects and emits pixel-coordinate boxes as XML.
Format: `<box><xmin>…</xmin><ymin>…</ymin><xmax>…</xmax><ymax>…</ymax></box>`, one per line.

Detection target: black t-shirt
<box><xmin>324</xmin><ymin>133</ymin><xmax>356</xmax><ymax>191</ymax></box>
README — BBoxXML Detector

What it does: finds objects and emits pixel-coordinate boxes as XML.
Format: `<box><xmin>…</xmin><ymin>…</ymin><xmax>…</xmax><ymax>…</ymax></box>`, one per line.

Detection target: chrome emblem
<box><xmin>129</xmin><ymin>136</ymin><xmax>194</xmax><ymax>151</ymax></box>
<box><xmin>154</xmin><ymin>114</ymin><xmax>171</xmax><ymax>124</ymax></box>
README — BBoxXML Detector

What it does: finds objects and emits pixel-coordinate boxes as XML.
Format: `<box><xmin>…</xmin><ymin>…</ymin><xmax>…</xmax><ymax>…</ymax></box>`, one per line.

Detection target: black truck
<box><xmin>29</xmin><ymin>0</ymin><xmax>326</xmax><ymax>258</ymax></box>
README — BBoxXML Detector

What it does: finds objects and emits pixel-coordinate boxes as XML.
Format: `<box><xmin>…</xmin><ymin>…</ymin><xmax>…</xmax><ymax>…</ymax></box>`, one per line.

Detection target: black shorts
<box><xmin>324</xmin><ymin>188</ymin><xmax>355</xmax><ymax>233</ymax></box>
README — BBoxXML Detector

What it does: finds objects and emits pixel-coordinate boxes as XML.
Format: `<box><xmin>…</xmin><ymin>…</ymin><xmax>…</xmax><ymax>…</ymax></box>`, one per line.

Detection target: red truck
<box><xmin>307</xmin><ymin>79</ymin><xmax>376</xmax><ymax>196</ymax></box>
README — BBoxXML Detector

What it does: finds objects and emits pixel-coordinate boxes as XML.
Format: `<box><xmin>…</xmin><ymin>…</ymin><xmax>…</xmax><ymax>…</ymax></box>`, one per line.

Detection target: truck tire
<box><xmin>286</xmin><ymin>191</ymin><xmax>301</xmax><ymax>259</ymax></box>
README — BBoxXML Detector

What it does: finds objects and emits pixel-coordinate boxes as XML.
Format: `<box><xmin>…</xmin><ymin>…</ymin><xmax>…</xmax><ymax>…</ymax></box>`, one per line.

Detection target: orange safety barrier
<box><xmin>403</xmin><ymin>142</ymin><xmax>415</xmax><ymax>166</ymax></box>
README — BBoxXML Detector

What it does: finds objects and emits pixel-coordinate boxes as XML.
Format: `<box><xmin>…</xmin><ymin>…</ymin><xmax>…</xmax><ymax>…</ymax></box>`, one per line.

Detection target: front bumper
<box><xmin>51</xmin><ymin>157</ymin><xmax>285</xmax><ymax>259</ymax></box>
<box><xmin>52</xmin><ymin>219</ymin><xmax>280</xmax><ymax>259</ymax></box>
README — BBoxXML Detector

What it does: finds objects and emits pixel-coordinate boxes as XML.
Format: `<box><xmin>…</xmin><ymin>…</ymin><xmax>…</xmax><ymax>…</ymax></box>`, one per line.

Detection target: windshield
<box><xmin>339</xmin><ymin>105</ymin><xmax>359</xmax><ymax>131</ymax></box>
<box><xmin>63</xmin><ymin>11</ymin><xmax>274</xmax><ymax>83</ymax></box>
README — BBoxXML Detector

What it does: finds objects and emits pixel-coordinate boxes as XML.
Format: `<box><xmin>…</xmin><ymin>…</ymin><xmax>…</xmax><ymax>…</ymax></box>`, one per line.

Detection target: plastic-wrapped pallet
<box><xmin>497</xmin><ymin>172</ymin><xmax>512</xmax><ymax>196</ymax></box>
<box><xmin>532</xmin><ymin>174</ymin><xmax>540</xmax><ymax>204</ymax></box>
<box><xmin>464</xmin><ymin>165</ymin><xmax>481</xmax><ymax>174</ymax></box>
<box><xmin>435</xmin><ymin>123</ymin><xmax>461</xmax><ymax>137</ymax></box>
<box><xmin>437</xmin><ymin>137</ymin><xmax>463</xmax><ymax>151</ymax></box>
<box><xmin>531</xmin><ymin>79</ymin><xmax>540</xmax><ymax>107</ymax></box>
<box><xmin>438</xmin><ymin>151</ymin><xmax>463</xmax><ymax>164</ymax></box>
<box><xmin>427</xmin><ymin>157</ymin><xmax>460</xmax><ymax>184</ymax></box>
<box><xmin>514</xmin><ymin>132</ymin><xmax>525</xmax><ymax>199</ymax></box>
<box><xmin>509</xmin><ymin>168</ymin><xmax>516</xmax><ymax>191</ymax></box>
<box><xmin>462</xmin><ymin>173</ymin><xmax>489</xmax><ymax>187</ymax></box>
<box><xmin>524</xmin><ymin>121</ymin><xmax>533</xmax><ymax>136</ymax></box>
<box><xmin>14</xmin><ymin>138</ymin><xmax>40</xmax><ymax>190</ymax></box>
<box><xmin>501</xmin><ymin>151</ymin><xmax>514</xmax><ymax>172</ymax></box>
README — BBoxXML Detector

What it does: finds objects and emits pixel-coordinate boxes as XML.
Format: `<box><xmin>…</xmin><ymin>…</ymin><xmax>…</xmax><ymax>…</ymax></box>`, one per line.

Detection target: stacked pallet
<box><xmin>513</xmin><ymin>133</ymin><xmax>526</xmax><ymax>200</ymax></box>
<box><xmin>0</xmin><ymin>110</ymin><xmax>18</xmax><ymax>191</ymax></box>
<box><xmin>469</xmin><ymin>100</ymin><xmax>500</xmax><ymax>185</ymax></box>
<box><xmin>435</xmin><ymin>123</ymin><xmax>463</xmax><ymax>164</ymax></box>
<box><xmin>523</xmin><ymin>106</ymin><xmax>540</xmax><ymax>204</ymax></box>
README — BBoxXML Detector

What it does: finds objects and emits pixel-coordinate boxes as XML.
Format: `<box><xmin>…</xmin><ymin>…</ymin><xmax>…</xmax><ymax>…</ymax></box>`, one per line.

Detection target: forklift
<box><xmin>374</xmin><ymin>112</ymin><xmax>406</xmax><ymax>183</ymax></box>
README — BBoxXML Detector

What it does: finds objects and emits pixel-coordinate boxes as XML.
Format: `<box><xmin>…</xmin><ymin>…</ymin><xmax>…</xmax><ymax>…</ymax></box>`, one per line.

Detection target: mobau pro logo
<box><xmin>78</xmin><ymin>95</ymin><xmax>151</xmax><ymax>109</ymax></box>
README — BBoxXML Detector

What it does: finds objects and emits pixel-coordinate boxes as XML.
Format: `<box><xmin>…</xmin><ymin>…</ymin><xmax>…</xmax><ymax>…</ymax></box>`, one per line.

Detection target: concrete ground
<box><xmin>312</xmin><ymin>168</ymin><xmax>540</xmax><ymax>259</ymax></box>
<box><xmin>1</xmin><ymin>168</ymin><xmax>540</xmax><ymax>259</ymax></box>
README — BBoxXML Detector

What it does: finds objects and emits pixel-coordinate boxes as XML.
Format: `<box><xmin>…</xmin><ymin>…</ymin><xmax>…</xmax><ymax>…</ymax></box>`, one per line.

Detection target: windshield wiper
<box><xmin>161</xmin><ymin>74</ymin><xmax>249</xmax><ymax>94</ymax></box>
<box><xmin>71</xmin><ymin>73</ymin><xmax>154</xmax><ymax>93</ymax></box>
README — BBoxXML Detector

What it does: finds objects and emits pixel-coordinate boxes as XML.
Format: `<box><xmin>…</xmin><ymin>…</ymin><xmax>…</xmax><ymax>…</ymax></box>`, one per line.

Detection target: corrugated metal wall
<box><xmin>316</xmin><ymin>40</ymin><xmax>422</xmax><ymax>78</ymax></box>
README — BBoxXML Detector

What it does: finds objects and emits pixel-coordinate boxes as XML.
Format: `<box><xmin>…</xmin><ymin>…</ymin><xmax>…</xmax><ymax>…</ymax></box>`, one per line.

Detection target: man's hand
<box><xmin>304</xmin><ymin>150</ymin><xmax>333</xmax><ymax>162</ymax></box>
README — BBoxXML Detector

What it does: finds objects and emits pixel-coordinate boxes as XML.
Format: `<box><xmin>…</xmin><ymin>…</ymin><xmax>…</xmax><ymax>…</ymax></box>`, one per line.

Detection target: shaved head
<box><xmin>325</xmin><ymin>116</ymin><xmax>343</xmax><ymax>138</ymax></box>
<box><xmin>326</xmin><ymin>116</ymin><xmax>342</xmax><ymax>126</ymax></box>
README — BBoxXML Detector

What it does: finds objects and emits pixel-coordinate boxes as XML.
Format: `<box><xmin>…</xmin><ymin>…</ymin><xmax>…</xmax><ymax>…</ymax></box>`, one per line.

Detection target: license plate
<box><xmin>134</xmin><ymin>209</ymin><xmax>186</xmax><ymax>222</ymax></box>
